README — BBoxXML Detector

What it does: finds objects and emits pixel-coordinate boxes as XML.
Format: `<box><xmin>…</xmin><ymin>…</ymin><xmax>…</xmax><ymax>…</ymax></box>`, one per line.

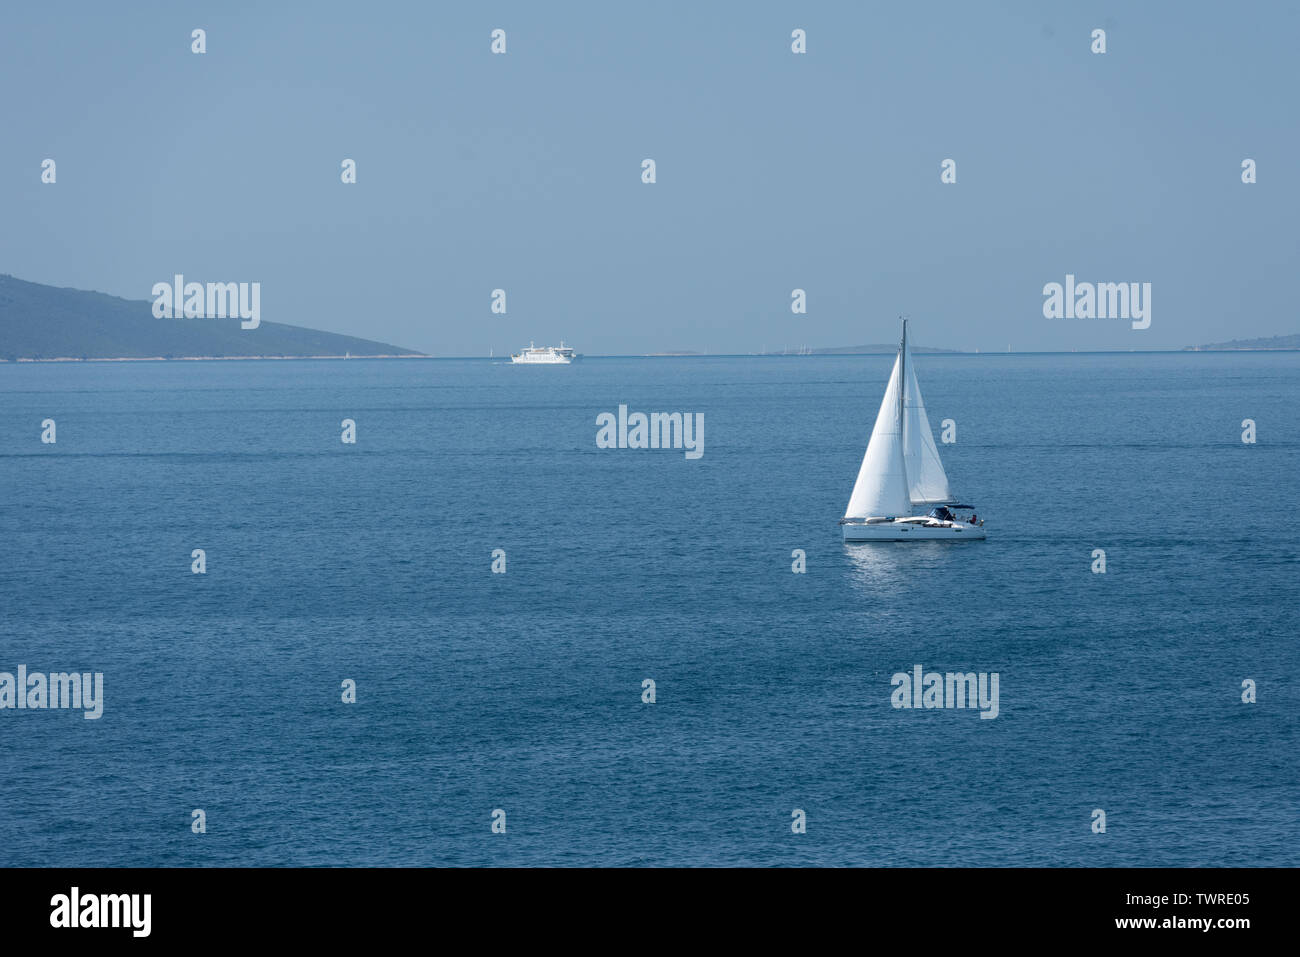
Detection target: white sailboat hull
<box><xmin>841</xmin><ymin>520</ymin><xmax>986</xmax><ymax>542</ymax></box>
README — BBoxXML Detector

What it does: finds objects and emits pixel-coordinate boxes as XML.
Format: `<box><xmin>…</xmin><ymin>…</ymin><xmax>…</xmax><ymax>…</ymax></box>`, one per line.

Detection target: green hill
<box><xmin>0</xmin><ymin>274</ymin><xmax>422</xmax><ymax>360</ymax></box>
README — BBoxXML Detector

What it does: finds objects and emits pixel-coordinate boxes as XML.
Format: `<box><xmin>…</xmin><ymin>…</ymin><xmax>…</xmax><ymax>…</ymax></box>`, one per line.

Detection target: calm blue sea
<box><xmin>1</xmin><ymin>353</ymin><xmax>1297</xmax><ymax>866</ymax></box>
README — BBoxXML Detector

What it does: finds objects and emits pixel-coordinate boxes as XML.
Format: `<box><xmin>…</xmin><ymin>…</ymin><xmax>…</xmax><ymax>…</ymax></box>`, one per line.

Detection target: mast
<box><xmin>897</xmin><ymin>317</ymin><xmax>907</xmax><ymax>435</ymax></box>
<box><xmin>897</xmin><ymin>316</ymin><xmax>910</xmax><ymax>502</ymax></box>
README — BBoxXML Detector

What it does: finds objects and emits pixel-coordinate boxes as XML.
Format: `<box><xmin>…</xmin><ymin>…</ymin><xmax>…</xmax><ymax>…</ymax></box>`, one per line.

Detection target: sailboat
<box><xmin>840</xmin><ymin>319</ymin><xmax>986</xmax><ymax>541</ymax></box>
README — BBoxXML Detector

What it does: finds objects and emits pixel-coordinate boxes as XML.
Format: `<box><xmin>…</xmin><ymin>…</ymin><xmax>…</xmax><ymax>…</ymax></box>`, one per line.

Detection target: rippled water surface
<box><xmin>1</xmin><ymin>353</ymin><xmax>1296</xmax><ymax>865</ymax></box>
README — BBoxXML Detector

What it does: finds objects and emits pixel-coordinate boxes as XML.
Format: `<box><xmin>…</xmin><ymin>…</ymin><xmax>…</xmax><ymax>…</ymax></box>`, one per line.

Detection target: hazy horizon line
<box><xmin>6</xmin><ymin>349</ymin><xmax>1300</xmax><ymax>365</ymax></box>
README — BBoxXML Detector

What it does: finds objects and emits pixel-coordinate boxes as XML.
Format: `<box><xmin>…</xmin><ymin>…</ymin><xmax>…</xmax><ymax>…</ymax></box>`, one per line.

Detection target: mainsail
<box><xmin>844</xmin><ymin>353</ymin><xmax>912</xmax><ymax>518</ymax></box>
<box><xmin>844</xmin><ymin>320</ymin><xmax>953</xmax><ymax>518</ymax></box>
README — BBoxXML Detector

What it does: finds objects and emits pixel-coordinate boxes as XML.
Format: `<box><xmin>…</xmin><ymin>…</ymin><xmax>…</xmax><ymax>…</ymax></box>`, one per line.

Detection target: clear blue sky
<box><xmin>2</xmin><ymin>1</ymin><xmax>1296</xmax><ymax>354</ymax></box>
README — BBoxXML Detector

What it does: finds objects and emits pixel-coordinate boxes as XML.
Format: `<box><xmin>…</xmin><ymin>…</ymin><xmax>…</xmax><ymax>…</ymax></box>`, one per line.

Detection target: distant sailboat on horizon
<box><xmin>840</xmin><ymin>319</ymin><xmax>986</xmax><ymax>542</ymax></box>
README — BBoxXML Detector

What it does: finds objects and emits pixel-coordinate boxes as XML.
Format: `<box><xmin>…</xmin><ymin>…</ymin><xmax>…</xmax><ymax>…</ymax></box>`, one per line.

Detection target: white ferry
<box><xmin>510</xmin><ymin>341</ymin><xmax>580</xmax><ymax>364</ymax></box>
